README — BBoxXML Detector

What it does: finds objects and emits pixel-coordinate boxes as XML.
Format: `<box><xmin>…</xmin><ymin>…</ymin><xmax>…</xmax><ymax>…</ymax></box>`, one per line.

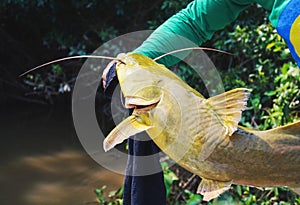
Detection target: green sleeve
<box><xmin>134</xmin><ymin>0</ymin><xmax>260</xmax><ymax>66</ymax></box>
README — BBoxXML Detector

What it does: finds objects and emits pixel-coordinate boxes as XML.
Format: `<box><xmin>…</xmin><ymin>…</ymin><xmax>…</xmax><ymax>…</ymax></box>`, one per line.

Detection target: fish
<box><xmin>102</xmin><ymin>53</ymin><xmax>300</xmax><ymax>201</ymax></box>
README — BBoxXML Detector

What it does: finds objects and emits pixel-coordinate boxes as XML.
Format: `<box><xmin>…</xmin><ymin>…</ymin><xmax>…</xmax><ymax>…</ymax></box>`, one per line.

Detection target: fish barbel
<box><xmin>103</xmin><ymin>53</ymin><xmax>300</xmax><ymax>201</ymax></box>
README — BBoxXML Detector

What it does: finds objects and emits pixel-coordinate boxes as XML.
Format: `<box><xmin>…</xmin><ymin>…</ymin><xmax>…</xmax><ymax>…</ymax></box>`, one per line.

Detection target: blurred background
<box><xmin>0</xmin><ymin>0</ymin><xmax>299</xmax><ymax>204</ymax></box>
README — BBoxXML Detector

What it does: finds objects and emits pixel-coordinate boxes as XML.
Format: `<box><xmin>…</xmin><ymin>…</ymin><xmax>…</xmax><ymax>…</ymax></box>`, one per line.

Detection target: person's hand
<box><xmin>102</xmin><ymin>53</ymin><xmax>125</xmax><ymax>88</ymax></box>
<box><xmin>102</xmin><ymin>60</ymin><xmax>116</xmax><ymax>89</ymax></box>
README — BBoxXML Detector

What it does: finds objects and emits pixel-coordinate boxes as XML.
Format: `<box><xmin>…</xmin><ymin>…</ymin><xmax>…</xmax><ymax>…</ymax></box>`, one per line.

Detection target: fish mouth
<box><xmin>125</xmin><ymin>97</ymin><xmax>160</xmax><ymax>111</ymax></box>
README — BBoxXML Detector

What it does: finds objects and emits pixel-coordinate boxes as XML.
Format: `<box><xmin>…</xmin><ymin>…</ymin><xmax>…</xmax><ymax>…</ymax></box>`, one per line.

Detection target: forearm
<box><xmin>134</xmin><ymin>0</ymin><xmax>255</xmax><ymax>66</ymax></box>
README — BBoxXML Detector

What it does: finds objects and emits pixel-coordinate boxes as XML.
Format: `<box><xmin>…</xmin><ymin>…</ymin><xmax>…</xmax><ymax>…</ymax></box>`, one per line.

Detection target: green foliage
<box><xmin>94</xmin><ymin>185</ymin><xmax>123</xmax><ymax>205</ymax></box>
<box><xmin>147</xmin><ymin>0</ymin><xmax>190</xmax><ymax>29</ymax></box>
<box><xmin>183</xmin><ymin>190</ymin><xmax>202</xmax><ymax>205</ymax></box>
<box><xmin>211</xmin><ymin>15</ymin><xmax>299</xmax><ymax>129</ymax></box>
<box><xmin>162</xmin><ymin>162</ymin><xmax>179</xmax><ymax>198</ymax></box>
<box><xmin>215</xmin><ymin>22</ymin><xmax>300</xmax><ymax>130</ymax></box>
<box><xmin>1</xmin><ymin>0</ymin><xmax>165</xmax><ymax>103</ymax></box>
<box><xmin>228</xmin><ymin>186</ymin><xmax>300</xmax><ymax>205</ymax></box>
<box><xmin>263</xmin><ymin>63</ymin><xmax>300</xmax><ymax>128</ymax></box>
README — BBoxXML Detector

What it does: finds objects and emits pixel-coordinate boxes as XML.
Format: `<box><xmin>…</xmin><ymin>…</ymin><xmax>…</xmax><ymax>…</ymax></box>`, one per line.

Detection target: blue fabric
<box><xmin>276</xmin><ymin>0</ymin><xmax>300</xmax><ymax>66</ymax></box>
<box><xmin>123</xmin><ymin>135</ymin><xmax>166</xmax><ymax>205</ymax></box>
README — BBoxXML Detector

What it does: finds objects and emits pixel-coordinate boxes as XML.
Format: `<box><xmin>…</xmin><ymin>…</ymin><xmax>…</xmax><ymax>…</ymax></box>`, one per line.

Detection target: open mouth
<box><xmin>125</xmin><ymin>97</ymin><xmax>160</xmax><ymax>111</ymax></box>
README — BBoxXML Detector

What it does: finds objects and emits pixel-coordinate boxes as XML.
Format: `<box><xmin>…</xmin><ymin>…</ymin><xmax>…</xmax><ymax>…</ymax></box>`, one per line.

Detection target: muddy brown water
<box><xmin>0</xmin><ymin>105</ymin><xmax>124</xmax><ymax>205</ymax></box>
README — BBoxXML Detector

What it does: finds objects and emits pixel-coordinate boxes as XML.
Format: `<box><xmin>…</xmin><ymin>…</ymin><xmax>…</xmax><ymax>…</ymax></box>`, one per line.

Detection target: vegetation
<box><xmin>1</xmin><ymin>0</ymin><xmax>299</xmax><ymax>204</ymax></box>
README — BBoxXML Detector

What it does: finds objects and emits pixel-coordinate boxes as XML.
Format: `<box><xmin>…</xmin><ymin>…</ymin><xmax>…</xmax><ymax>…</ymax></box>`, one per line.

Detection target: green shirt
<box><xmin>134</xmin><ymin>0</ymin><xmax>293</xmax><ymax>66</ymax></box>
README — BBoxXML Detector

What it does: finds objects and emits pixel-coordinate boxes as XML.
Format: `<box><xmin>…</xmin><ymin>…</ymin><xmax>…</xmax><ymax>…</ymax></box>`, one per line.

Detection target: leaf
<box><xmin>51</xmin><ymin>64</ymin><xmax>63</xmax><ymax>75</ymax></box>
<box><xmin>186</xmin><ymin>194</ymin><xmax>202</xmax><ymax>205</ymax></box>
<box><xmin>266</xmin><ymin>42</ymin><xmax>275</xmax><ymax>49</ymax></box>
<box><xmin>236</xmin><ymin>185</ymin><xmax>242</xmax><ymax>196</ymax></box>
<box><xmin>264</xmin><ymin>90</ymin><xmax>276</xmax><ymax>96</ymax></box>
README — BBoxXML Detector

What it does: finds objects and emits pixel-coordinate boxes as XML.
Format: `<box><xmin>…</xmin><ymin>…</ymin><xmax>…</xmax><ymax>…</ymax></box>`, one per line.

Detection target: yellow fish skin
<box><xmin>103</xmin><ymin>53</ymin><xmax>300</xmax><ymax>201</ymax></box>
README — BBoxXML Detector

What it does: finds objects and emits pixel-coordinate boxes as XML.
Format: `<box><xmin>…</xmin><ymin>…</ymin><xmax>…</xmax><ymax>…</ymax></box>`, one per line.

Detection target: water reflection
<box><xmin>0</xmin><ymin>106</ymin><xmax>124</xmax><ymax>205</ymax></box>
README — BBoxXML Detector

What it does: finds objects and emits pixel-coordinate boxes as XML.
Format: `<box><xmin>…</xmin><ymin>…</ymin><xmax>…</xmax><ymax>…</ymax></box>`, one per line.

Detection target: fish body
<box><xmin>104</xmin><ymin>53</ymin><xmax>300</xmax><ymax>201</ymax></box>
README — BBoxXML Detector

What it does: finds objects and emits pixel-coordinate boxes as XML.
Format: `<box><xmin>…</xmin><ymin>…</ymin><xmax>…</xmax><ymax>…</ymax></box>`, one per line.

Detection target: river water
<box><xmin>0</xmin><ymin>105</ymin><xmax>124</xmax><ymax>205</ymax></box>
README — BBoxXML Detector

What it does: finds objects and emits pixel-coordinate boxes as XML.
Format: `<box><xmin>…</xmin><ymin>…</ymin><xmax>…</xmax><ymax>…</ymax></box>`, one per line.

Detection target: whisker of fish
<box><xmin>19</xmin><ymin>55</ymin><xmax>123</xmax><ymax>77</ymax></box>
<box><xmin>153</xmin><ymin>47</ymin><xmax>232</xmax><ymax>62</ymax></box>
<box><xmin>19</xmin><ymin>47</ymin><xmax>230</xmax><ymax>77</ymax></box>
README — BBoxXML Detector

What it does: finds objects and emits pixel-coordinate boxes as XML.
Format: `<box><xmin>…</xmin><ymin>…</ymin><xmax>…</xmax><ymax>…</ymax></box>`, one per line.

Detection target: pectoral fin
<box><xmin>206</xmin><ymin>88</ymin><xmax>250</xmax><ymax>136</ymax></box>
<box><xmin>198</xmin><ymin>88</ymin><xmax>250</xmax><ymax>161</ymax></box>
<box><xmin>103</xmin><ymin>115</ymin><xmax>152</xmax><ymax>152</ymax></box>
<box><xmin>197</xmin><ymin>178</ymin><xmax>232</xmax><ymax>201</ymax></box>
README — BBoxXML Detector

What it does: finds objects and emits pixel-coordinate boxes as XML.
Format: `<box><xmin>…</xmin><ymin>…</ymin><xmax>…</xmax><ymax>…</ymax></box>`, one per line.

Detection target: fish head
<box><xmin>103</xmin><ymin>53</ymin><xmax>174</xmax><ymax>152</ymax></box>
<box><xmin>116</xmin><ymin>53</ymin><xmax>166</xmax><ymax>111</ymax></box>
